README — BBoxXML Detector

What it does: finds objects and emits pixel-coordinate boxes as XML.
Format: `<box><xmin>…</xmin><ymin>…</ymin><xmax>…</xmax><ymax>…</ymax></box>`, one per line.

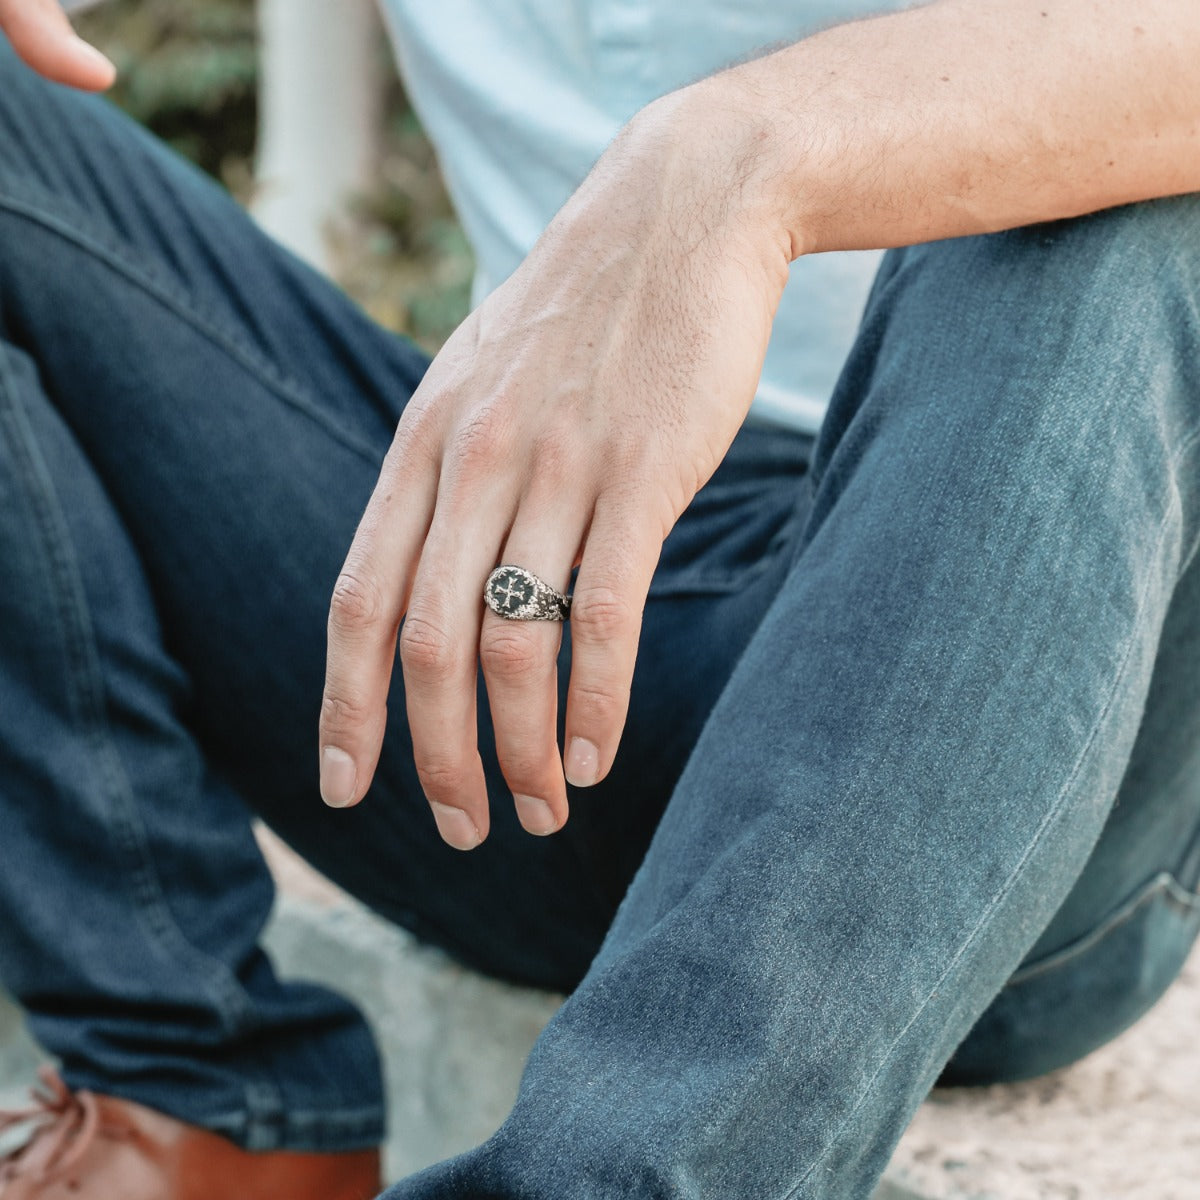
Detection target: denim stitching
<box><xmin>1168</xmin><ymin>425</ymin><xmax>1200</xmax><ymax>576</ymax></box>
<box><xmin>784</xmin><ymin>479</ymin><xmax>1179</xmax><ymax>1199</ymax></box>
<box><xmin>0</xmin><ymin>193</ymin><xmax>385</xmax><ymax>470</ymax></box>
<box><xmin>1004</xmin><ymin>429</ymin><xmax>1200</xmax><ymax>991</ymax></box>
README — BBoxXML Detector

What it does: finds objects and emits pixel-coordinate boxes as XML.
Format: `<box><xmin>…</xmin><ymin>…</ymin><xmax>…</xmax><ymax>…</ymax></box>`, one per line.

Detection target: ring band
<box><xmin>484</xmin><ymin>565</ymin><xmax>571</xmax><ymax>622</ymax></box>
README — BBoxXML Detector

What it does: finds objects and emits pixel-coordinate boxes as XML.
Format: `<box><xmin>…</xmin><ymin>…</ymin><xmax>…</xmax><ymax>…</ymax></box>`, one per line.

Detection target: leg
<box><xmin>0</xmin><ymin>52</ymin><xmax>414</xmax><ymax>1147</ymax></box>
<box><xmin>0</xmin><ymin>341</ymin><xmax>391</xmax><ymax>1149</ymax></box>
<box><xmin>385</xmin><ymin>195</ymin><xmax>1200</xmax><ymax>1198</ymax></box>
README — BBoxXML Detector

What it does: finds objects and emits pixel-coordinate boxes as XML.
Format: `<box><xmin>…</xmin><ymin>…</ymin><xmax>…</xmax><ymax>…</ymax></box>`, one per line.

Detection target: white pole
<box><xmin>252</xmin><ymin>0</ymin><xmax>383</xmax><ymax>273</ymax></box>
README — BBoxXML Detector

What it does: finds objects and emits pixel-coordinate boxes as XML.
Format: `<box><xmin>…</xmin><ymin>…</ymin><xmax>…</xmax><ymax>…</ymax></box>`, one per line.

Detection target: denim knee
<box><xmin>810</xmin><ymin>194</ymin><xmax>1200</xmax><ymax>544</ymax></box>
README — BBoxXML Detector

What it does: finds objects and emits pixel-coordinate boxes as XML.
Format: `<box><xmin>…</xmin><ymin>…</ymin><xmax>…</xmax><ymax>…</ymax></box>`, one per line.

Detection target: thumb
<box><xmin>0</xmin><ymin>0</ymin><xmax>115</xmax><ymax>91</ymax></box>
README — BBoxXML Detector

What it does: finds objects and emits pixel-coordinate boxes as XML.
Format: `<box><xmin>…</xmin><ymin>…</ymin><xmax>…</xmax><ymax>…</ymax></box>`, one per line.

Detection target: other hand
<box><xmin>0</xmin><ymin>0</ymin><xmax>115</xmax><ymax>90</ymax></box>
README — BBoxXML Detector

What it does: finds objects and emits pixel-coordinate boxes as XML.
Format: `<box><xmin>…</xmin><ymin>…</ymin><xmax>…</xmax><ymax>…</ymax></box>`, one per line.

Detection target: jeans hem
<box><xmin>205</xmin><ymin>1103</ymin><xmax>388</xmax><ymax>1154</ymax></box>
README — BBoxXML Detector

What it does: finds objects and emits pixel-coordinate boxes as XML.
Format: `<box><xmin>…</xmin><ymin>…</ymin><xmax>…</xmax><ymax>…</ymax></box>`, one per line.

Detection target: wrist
<box><xmin>664</xmin><ymin>70</ymin><xmax>823</xmax><ymax>262</ymax></box>
<box><xmin>618</xmin><ymin>81</ymin><xmax>803</xmax><ymax>268</ymax></box>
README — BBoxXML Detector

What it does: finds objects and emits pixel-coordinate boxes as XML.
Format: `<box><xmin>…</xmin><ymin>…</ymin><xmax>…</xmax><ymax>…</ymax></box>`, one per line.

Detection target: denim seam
<box><xmin>271</xmin><ymin>1105</ymin><xmax>387</xmax><ymax>1131</ymax></box>
<box><xmin>0</xmin><ymin>193</ymin><xmax>384</xmax><ymax>470</ymax></box>
<box><xmin>0</xmin><ymin>357</ymin><xmax>288</xmax><ymax>1139</ymax></box>
<box><xmin>783</xmin><ymin>476</ymin><xmax>1178</xmax><ymax>1199</ymax></box>
<box><xmin>1009</xmin><ymin>870</ymin><xmax>1200</xmax><ymax>986</ymax></box>
<box><xmin>1169</xmin><ymin>428</ymin><xmax>1200</xmax><ymax>577</ymax></box>
<box><xmin>198</xmin><ymin>1102</ymin><xmax>386</xmax><ymax>1150</ymax></box>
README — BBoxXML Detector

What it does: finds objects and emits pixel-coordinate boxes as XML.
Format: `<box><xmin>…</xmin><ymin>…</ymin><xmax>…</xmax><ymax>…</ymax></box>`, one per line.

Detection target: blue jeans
<box><xmin>0</xmin><ymin>49</ymin><xmax>1198</xmax><ymax>1200</ymax></box>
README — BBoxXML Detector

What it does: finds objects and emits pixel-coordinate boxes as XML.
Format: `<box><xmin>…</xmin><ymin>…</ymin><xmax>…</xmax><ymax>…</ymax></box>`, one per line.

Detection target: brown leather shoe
<box><xmin>0</xmin><ymin>1069</ymin><xmax>382</xmax><ymax>1199</ymax></box>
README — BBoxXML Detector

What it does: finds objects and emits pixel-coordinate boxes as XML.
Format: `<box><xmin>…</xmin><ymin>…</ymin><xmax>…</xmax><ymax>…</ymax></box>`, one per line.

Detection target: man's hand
<box><xmin>0</xmin><ymin>0</ymin><xmax>115</xmax><ymax>90</ymax></box>
<box><xmin>320</xmin><ymin>0</ymin><xmax>1200</xmax><ymax>850</ymax></box>
<box><xmin>318</xmin><ymin>101</ymin><xmax>791</xmax><ymax>847</ymax></box>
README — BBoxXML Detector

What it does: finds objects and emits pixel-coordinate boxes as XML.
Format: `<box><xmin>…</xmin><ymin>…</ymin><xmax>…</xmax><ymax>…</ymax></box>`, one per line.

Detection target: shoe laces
<box><xmin>0</xmin><ymin>1067</ymin><xmax>126</xmax><ymax>1185</ymax></box>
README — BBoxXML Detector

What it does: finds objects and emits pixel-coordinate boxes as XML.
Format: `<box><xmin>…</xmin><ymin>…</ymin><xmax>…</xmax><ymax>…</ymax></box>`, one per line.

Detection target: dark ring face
<box><xmin>484</xmin><ymin>565</ymin><xmax>570</xmax><ymax>621</ymax></box>
<box><xmin>487</xmin><ymin>566</ymin><xmax>536</xmax><ymax>616</ymax></box>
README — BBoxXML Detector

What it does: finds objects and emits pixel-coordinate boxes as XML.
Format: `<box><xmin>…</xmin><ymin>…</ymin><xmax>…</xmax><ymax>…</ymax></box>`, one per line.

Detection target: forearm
<box><xmin>675</xmin><ymin>0</ymin><xmax>1200</xmax><ymax>258</ymax></box>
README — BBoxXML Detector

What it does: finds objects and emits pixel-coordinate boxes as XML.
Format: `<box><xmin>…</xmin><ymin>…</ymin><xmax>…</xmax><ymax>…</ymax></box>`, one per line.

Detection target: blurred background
<box><xmin>74</xmin><ymin>0</ymin><xmax>473</xmax><ymax>355</ymax></box>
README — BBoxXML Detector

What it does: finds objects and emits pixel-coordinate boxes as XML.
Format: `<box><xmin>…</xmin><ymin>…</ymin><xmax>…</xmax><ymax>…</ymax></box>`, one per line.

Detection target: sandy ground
<box><xmin>886</xmin><ymin>949</ymin><xmax>1200</xmax><ymax>1199</ymax></box>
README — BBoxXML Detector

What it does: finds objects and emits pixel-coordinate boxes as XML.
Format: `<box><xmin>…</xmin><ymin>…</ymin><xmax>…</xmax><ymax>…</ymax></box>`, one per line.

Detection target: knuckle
<box><xmin>451</xmin><ymin>406</ymin><xmax>512</xmax><ymax>472</ymax></box>
<box><xmin>529</xmin><ymin>430</ymin><xmax>572</xmax><ymax>488</ymax></box>
<box><xmin>414</xmin><ymin>755</ymin><xmax>469</xmax><ymax>800</ymax></box>
<box><xmin>569</xmin><ymin>679</ymin><xmax>628</xmax><ymax>726</ymax></box>
<box><xmin>479</xmin><ymin>624</ymin><xmax>545</xmax><ymax>681</ymax></box>
<box><xmin>320</xmin><ymin>690</ymin><xmax>372</xmax><ymax>736</ymax></box>
<box><xmin>391</xmin><ymin>402</ymin><xmax>442</xmax><ymax>471</ymax></box>
<box><xmin>570</xmin><ymin>586</ymin><xmax>639</xmax><ymax>642</ymax></box>
<box><xmin>329</xmin><ymin>570</ymin><xmax>385</xmax><ymax>634</ymax></box>
<box><xmin>495</xmin><ymin>743</ymin><xmax>550</xmax><ymax>785</ymax></box>
<box><xmin>399</xmin><ymin>612</ymin><xmax>460</xmax><ymax>680</ymax></box>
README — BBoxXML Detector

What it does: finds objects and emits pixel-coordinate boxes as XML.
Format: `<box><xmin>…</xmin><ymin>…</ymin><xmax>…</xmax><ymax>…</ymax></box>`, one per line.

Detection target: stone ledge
<box><xmin>263</xmin><ymin>895</ymin><xmax>561</xmax><ymax>1179</ymax></box>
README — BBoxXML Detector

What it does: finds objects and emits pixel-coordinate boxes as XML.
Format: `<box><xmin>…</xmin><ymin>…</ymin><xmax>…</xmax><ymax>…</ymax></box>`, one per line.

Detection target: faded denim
<box><xmin>0</xmin><ymin>45</ymin><xmax>1198</xmax><ymax>1200</ymax></box>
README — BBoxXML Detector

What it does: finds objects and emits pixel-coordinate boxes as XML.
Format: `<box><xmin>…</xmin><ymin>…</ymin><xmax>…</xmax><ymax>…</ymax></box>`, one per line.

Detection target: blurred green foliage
<box><xmin>75</xmin><ymin>0</ymin><xmax>472</xmax><ymax>351</ymax></box>
<box><xmin>77</xmin><ymin>0</ymin><xmax>257</xmax><ymax>184</ymax></box>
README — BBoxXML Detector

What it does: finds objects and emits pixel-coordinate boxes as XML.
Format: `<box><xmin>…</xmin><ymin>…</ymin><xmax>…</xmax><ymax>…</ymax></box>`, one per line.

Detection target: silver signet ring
<box><xmin>484</xmin><ymin>565</ymin><xmax>571</xmax><ymax>622</ymax></box>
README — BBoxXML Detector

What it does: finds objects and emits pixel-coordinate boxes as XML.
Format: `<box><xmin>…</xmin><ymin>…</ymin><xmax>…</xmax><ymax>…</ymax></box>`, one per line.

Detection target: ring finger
<box><xmin>479</xmin><ymin>503</ymin><xmax>587</xmax><ymax>836</ymax></box>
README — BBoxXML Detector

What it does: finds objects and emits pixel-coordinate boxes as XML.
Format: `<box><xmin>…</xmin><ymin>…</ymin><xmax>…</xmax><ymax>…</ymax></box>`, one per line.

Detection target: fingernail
<box><xmin>430</xmin><ymin>802</ymin><xmax>482</xmax><ymax>851</ymax></box>
<box><xmin>320</xmin><ymin>746</ymin><xmax>357</xmax><ymax>808</ymax></box>
<box><xmin>514</xmin><ymin>794</ymin><xmax>558</xmax><ymax>836</ymax></box>
<box><xmin>565</xmin><ymin>737</ymin><xmax>599</xmax><ymax>788</ymax></box>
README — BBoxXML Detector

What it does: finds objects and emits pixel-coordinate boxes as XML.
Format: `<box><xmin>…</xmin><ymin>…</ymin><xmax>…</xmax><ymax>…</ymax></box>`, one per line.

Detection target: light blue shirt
<box><xmin>380</xmin><ymin>0</ymin><xmax>906</xmax><ymax>433</ymax></box>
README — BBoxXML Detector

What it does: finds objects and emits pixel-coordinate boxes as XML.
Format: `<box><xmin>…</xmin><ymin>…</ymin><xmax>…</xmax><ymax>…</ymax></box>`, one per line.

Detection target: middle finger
<box><xmin>401</xmin><ymin>490</ymin><xmax>514</xmax><ymax>850</ymax></box>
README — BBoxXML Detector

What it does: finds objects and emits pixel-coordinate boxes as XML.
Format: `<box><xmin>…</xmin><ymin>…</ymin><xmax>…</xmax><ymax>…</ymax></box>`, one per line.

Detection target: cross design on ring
<box><xmin>484</xmin><ymin>566</ymin><xmax>571</xmax><ymax>622</ymax></box>
<box><xmin>495</xmin><ymin>576</ymin><xmax>531</xmax><ymax>610</ymax></box>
